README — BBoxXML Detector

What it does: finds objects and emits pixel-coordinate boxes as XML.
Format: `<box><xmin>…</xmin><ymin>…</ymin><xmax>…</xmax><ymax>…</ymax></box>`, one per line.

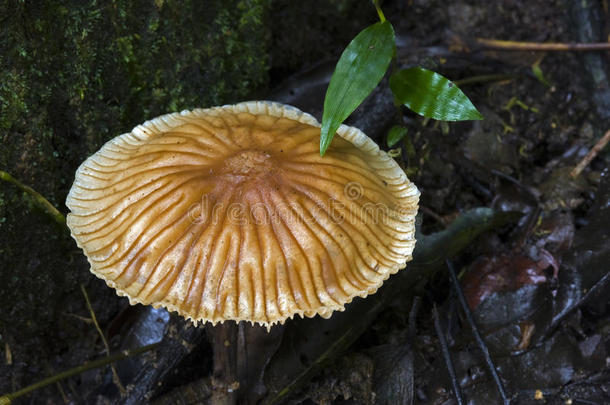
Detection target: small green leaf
<box><xmin>531</xmin><ymin>59</ymin><xmax>552</xmax><ymax>87</ymax></box>
<box><xmin>320</xmin><ymin>21</ymin><xmax>395</xmax><ymax>156</ymax></box>
<box><xmin>389</xmin><ymin>67</ymin><xmax>483</xmax><ymax>121</ymax></box>
<box><xmin>386</xmin><ymin>125</ymin><xmax>408</xmax><ymax>147</ymax></box>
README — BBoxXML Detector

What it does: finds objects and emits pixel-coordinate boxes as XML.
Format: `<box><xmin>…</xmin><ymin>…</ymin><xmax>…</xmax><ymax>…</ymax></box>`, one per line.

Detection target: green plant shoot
<box><xmin>319</xmin><ymin>21</ymin><xmax>395</xmax><ymax>156</ymax></box>
<box><xmin>320</xmin><ymin>2</ymin><xmax>482</xmax><ymax>156</ymax></box>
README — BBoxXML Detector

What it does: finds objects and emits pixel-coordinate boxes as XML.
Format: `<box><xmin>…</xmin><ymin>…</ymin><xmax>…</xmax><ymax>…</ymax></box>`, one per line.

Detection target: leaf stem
<box><xmin>373</xmin><ymin>0</ymin><xmax>386</xmax><ymax>22</ymax></box>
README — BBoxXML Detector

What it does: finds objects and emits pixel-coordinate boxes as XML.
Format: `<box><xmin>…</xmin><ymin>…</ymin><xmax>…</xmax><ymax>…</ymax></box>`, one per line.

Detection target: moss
<box><xmin>0</xmin><ymin>0</ymin><xmax>270</xmax><ymax>378</ymax></box>
<box><xmin>0</xmin><ymin>68</ymin><xmax>28</xmax><ymax>132</ymax></box>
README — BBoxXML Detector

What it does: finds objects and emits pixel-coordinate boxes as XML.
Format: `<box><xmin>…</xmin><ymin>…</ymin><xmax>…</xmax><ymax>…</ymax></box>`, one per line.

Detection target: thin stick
<box><xmin>571</xmin><ymin>129</ymin><xmax>610</xmax><ymax>178</ymax></box>
<box><xmin>408</xmin><ymin>296</ymin><xmax>420</xmax><ymax>339</ymax></box>
<box><xmin>477</xmin><ymin>38</ymin><xmax>610</xmax><ymax>52</ymax></box>
<box><xmin>81</xmin><ymin>285</ymin><xmax>125</xmax><ymax>394</ymax></box>
<box><xmin>490</xmin><ymin>169</ymin><xmax>539</xmax><ymax>202</ymax></box>
<box><xmin>0</xmin><ymin>170</ymin><xmax>66</xmax><ymax>226</ymax></box>
<box><xmin>433</xmin><ymin>303</ymin><xmax>464</xmax><ymax>405</ymax></box>
<box><xmin>446</xmin><ymin>259</ymin><xmax>511</xmax><ymax>405</ymax></box>
<box><xmin>0</xmin><ymin>343</ymin><xmax>159</xmax><ymax>404</ymax></box>
<box><xmin>545</xmin><ymin>270</ymin><xmax>610</xmax><ymax>341</ymax></box>
<box><xmin>454</xmin><ymin>73</ymin><xmax>518</xmax><ymax>87</ymax></box>
<box><xmin>4</xmin><ymin>343</ymin><xmax>11</xmax><ymax>366</ymax></box>
<box><xmin>406</xmin><ymin>297</ymin><xmax>420</xmax><ymax>405</ymax></box>
<box><xmin>419</xmin><ymin>205</ymin><xmax>446</xmax><ymax>226</ymax></box>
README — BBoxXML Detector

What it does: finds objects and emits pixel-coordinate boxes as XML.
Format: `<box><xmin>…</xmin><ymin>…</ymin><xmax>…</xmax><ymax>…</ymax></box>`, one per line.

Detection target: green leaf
<box><xmin>389</xmin><ymin>67</ymin><xmax>483</xmax><ymax>121</ymax></box>
<box><xmin>386</xmin><ymin>125</ymin><xmax>408</xmax><ymax>147</ymax></box>
<box><xmin>320</xmin><ymin>21</ymin><xmax>395</xmax><ymax>156</ymax></box>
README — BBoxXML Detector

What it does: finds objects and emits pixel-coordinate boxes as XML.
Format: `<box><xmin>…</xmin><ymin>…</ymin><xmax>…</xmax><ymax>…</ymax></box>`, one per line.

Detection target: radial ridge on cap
<box><xmin>66</xmin><ymin>101</ymin><xmax>419</xmax><ymax>328</ymax></box>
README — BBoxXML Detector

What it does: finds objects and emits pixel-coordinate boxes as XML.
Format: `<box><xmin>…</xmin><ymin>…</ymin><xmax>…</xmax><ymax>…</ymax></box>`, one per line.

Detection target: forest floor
<box><xmin>2</xmin><ymin>1</ymin><xmax>609</xmax><ymax>404</ymax></box>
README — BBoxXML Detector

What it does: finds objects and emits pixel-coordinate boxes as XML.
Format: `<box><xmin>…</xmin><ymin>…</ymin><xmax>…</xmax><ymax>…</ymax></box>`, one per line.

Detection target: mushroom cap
<box><xmin>66</xmin><ymin>101</ymin><xmax>419</xmax><ymax>327</ymax></box>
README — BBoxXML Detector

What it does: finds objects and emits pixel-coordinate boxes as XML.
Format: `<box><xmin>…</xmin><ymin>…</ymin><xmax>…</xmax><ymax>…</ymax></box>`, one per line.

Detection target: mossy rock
<box><xmin>0</xmin><ymin>0</ymin><xmax>270</xmax><ymax>372</ymax></box>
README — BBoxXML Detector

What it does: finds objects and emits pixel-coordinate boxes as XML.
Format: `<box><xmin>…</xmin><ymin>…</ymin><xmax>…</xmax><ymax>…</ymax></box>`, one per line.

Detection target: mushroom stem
<box><xmin>209</xmin><ymin>322</ymin><xmax>240</xmax><ymax>405</ymax></box>
<box><xmin>207</xmin><ymin>321</ymin><xmax>285</xmax><ymax>405</ymax></box>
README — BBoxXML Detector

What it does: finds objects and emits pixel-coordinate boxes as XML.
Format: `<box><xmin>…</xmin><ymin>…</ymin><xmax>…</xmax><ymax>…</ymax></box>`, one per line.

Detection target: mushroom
<box><xmin>66</xmin><ymin>101</ymin><xmax>419</xmax><ymax>327</ymax></box>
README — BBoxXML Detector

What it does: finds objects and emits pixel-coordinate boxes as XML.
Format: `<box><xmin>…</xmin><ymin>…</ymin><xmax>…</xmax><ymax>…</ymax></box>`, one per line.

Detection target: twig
<box><xmin>0</xmin><ymin>170</ymin><xmax>66</xmax><ymax>226</ymax></box>
<box><xmin>433</xmin><ymin>303</ymin><xmax>464</xmax><ymax>405</ymax></box>
<box><xmin>81</xmin><ymin>285</ymin><xmax>125</xmax><ymax>394</ymax></box>
<box><xmin>489</xmin><ymin>169</ymin><xmax>541</xmax><ymax>248</ymax></box>
<box><xmin>53</xmin><ymin>378</ymin><xmax>68</xmax><ymax>404</ymax></box>
<box><xmin>454</xmin><ymin>73</ymin><xmax>519</xmax><ymax>87</ymax></box>
<box><xmin>406</xmin><ymin>297</ymin><xmax>420</xmax><ymax>405</ymax></box>
<box><xmin>544</xmin><ymin>270</ymin><xmax>610</xmax><ymax>341</ymax></box>
<box><xmin>570</xmin><ymin>129</ymin><xmax>610</xmax><ymax>178</ymax></box>
<box><xmin>446</xmin><ymin>259</ymin><xmax>511</xmax><ymax>405</ymax></box>
<box><xmin>419</xmin><ymin>205</ymin><xmax>447</xmax><ymax>226</ymax></box>
<box><xmin>0</xmin><ymin>343</ymin><xmax>159</xmax><ymax>404</ymax></box>
<box><xmin>490</xmin><ymin>169</ymin><xmax>539</xmax><ymax>202</ymax></box>
<box><xmin>4</xmin><ymin>343</ymin><xmax>11</xmax><ymax>366</ymax></box>
<box><xmin>408</xmin><ymin>297</ymin><xmax>420</xmax><ymax>339</ymax></box>
<box><xmin>477</xmin><ymin>38</ymin><xmax>610</xmax><ymax>52</ymax></box>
